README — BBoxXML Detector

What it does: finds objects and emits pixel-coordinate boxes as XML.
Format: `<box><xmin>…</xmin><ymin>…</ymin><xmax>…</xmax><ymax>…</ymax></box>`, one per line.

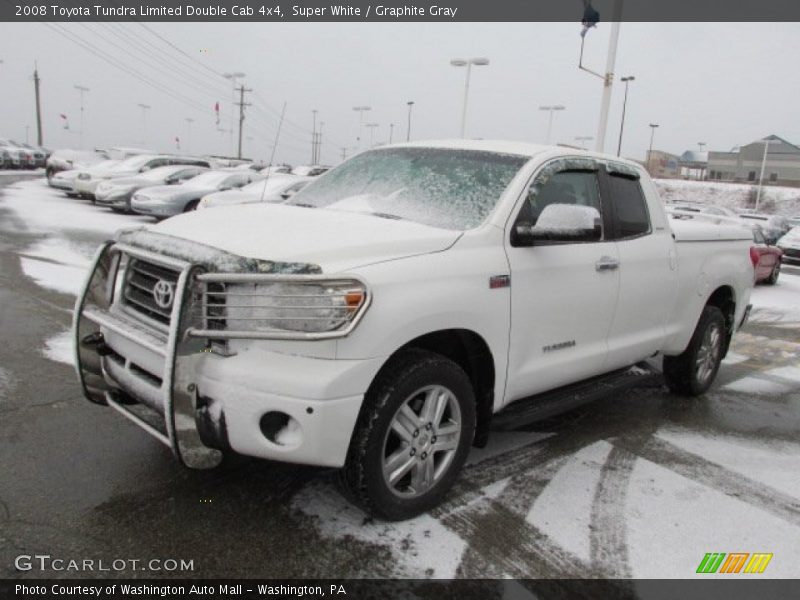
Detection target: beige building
<box><xmin>708</xmin><ymin>135</ymin><xmax>800</xmax><ymax>186</ymax></box>
<box><xmin>646</xmin><ymin>150</ymin><xmax>681</xmax><ymax>179</ymax></box>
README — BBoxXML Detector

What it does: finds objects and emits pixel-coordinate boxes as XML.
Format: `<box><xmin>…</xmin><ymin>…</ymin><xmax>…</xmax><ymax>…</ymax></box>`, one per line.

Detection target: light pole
<box><xmin>755</xmin><ymin>139</ymin><xmax>775</xmax><ymax>212</ymax></box>
<box><xmin>389</xmin><ymin>123</ymin><xmax>395</xmax><ymax>144</ymax></box>
<box><xmin>616</xmin><ymin>75</ymin><xmax>635</xmax><ymax>156</ymax></box>
<box><xmin>352</xmin><ymin>105</ymin><xmax>371</xmax><ymax>150</ymax></box>
<box><xmin>311</xmin><ymin>109</ymin><xmax>318</xmax><ymax>163</ymax></box>
<box><xmin>317</xmin><ymin>121</ymin><xmax>325</xmax><ymax>163</ymax></box>
<box><xmin>450</xmin><ymin>57</ymin><xmax>490</xmax><ymax>138</ymax></box>
<box><xmin>74</xmin><ymin>84</ymin><xmax>89</xmax><ymax>149</ymax></box>
<box><xmin>365</xmin><ymin>123</ymin><xmax>379</xmax><ymax>148</ymax></box>
<box><xmin>137</xmin><ymin>103</ymin><xmax>151</xmax><ymax>147</ymax></box>
<box><xmin>575</xmin><ymin>136</ymin><xmax>593</xmax><ymax>149</ymax></box>
<box><xmin>647</xmin><ymin>123</ymin><xmax>659</xmax><ymax>171</ymax></box>
<box><xmin>539</xmin><ymin>105</ymin><xmax>565</xmax><ymax>145</ymax></box>
<box><xmin>223</xmin><ymin>71</ymin><xmax>245</xmax><ymax>155</ymax></box>
<box><xmin>185</xmin><ymin>118</ymin><xmax>194</xmax><ymax>154</ymax></box>
<box><xmin>698</xmin><ymin>142</ymin><xmax>706</xmax><ymax>152</ymax></box>
<box><xmin>406</xmin><ymin>101</ymin><xmax>414</xmax><ymax>141</ymax></box>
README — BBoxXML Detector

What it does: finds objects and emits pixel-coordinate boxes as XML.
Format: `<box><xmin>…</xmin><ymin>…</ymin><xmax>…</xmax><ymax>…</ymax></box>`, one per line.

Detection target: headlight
<box><xmin>200</xmin><ymin>278</ymin><xmax>368</xmax><ymax>336</ymax></box>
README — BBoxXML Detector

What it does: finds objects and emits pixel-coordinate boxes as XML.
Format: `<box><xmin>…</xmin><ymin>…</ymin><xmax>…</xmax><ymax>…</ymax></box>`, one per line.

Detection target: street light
<box><xmin>616</xmin><ymin>75</ymin><xmax>635</xmax><ymax>156</ymax></box>
<box><xmin>450</xmin><ymin>57</ymin><xmax>490</xmax><ymax>138</ymax></box>
<box><xmin>352</xmin><ymin>105</ymin><xmax>371</xmax><ymax>149</ymax></box>
<box><xmin>539</xmin><ymin>105</ymin><xmax>566</xmax><ymax>145</ymax></box>
<box><xmin>137</xmin><ymin>103</ymin><xmax>151</xmax><ymax>147</ymax></box>
<box><xmin>647</xmin><ymin>123</ymin><xmax>659</xmax><ymax>171</ymax></box>
<box><xmin>575</xmin><ymin>136</ymin><xmax>593</xmax><ymax>149</ymax></box>
<box><xmin>365</xmin><ymin>123</ymin><xmax>379</xmax><ymax>148</ymax></box>
<box><xmin>74</xmin><ymin>84</ymin><xmax>89</xmax><ymax>149</ymax></box>
<box><xmin>406</xmin><ymin>101</ymin><xmax>415</xmax><ymax>141</ymax></box>
<box><xmin>223</xmin><ymin>71</ymin><xmax>245</xmax><ymax>155</ymax></box>
<box><xmin>755</xmin><ymin>138</ymin><xmax>776</xmax><ymax>212</ymax></box>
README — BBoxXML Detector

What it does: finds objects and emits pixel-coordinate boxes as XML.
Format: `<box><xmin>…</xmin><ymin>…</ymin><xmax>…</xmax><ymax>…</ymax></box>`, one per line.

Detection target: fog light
<box><xmin>259</xmin><ymin>411</ymin><xmax>302</xmax><ymax>447</ymax></box>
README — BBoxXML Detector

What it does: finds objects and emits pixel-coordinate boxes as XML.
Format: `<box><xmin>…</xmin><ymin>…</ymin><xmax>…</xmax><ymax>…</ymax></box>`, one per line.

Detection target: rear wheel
<box><xmin>766</xmin><ymin>262</ymin><xmax>780</xmax><ymax>285</ymax></box>
<box><xmin>663</xmin><ymin>306</ymin><xmax>726</xmax><ymax>396</ymax></box>
<box><xmin>339</xmin><ymin>349</ymin><xmax>475</xmax><ymax>520</ymax></box>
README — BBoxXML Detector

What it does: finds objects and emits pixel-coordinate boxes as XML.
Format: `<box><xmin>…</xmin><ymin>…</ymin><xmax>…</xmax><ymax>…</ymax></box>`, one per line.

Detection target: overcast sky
<box><xmin>1</xmin><ymin>22</ymin><xmax>799</xmax><ymax>165</ymax></box>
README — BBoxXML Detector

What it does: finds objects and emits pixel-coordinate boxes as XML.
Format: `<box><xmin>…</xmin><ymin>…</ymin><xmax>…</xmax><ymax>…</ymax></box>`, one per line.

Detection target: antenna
<box><xmin>259</xmin><ymin>101</ymin><xmax>287</xmax><ymax>203</ymax></box>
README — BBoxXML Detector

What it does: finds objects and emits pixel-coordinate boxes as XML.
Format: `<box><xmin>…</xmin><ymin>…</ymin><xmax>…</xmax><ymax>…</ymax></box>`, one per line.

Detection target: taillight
<box><xmin>749</xmin><ymin>247</ymin><xmax>760</xmax><ymax>267</ymax></box>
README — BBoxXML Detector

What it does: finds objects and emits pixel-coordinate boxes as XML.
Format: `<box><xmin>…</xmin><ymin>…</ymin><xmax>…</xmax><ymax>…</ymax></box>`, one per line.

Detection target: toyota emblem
<box><xmin>152</xmin><ymin>280</ymin><xmax>175</xmax><ymax>310</ymax></box>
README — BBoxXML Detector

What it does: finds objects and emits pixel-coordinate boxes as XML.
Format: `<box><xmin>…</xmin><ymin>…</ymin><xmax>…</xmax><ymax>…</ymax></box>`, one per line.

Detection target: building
<box><xmin>679</xmin><ymin>150</ymin><xmax>708</xmax><ymax>180</ymax></box>
<box><xmin>707</xmin><ymin>135</ymin><xmax>800</xmax><ymax>186</ymax></box>
<box><xmin>646</xmin><ymin>150</ymin><xmax>681</xmax><ymax>179</ymax></box>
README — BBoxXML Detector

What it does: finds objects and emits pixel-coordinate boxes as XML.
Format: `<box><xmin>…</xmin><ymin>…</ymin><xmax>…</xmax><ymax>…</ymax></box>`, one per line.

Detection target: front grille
<box><xmin>204</xmin><ymin>282</ymin><xmax>227</xmax><ymax>331</ymax></box>
<box><xmin>122</xmin><ymin>258</ymin><xmax>180</xmax><ymax>325</ymax></box>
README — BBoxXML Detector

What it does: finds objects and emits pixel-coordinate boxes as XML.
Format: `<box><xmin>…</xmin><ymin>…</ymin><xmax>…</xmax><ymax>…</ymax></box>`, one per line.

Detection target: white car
<box><xmin>198</xmin><ymin>175</ymin><xmax>311</xmax><ymax>210</ymax></box>
<box><xmin>75</xmin><ymin>141</ymin><xmax>753</xmax><ymax>520</ymax></box>
<box><xmin>95</xmin><ymin>165</ymin><xmax>209</xmax><ymax>212</ymax></box>
<box><xmin>291</xmin><ymin>164</ymin><xmax>330</xmax><ymax>177</ymax></box>
<box><xmin>46</xmin><ymin>149</ymin><xmax>108</xmax><ymax>182</ymax></box>
<box><xmin>51</xmin><ymin>160</ymin><xmax>120</xmax><ymax>196</ymax></box>
<box><xmin>74</xmin><ymin>155</ymin><xmax>214</xmax><ymax>201</ymax></box>
<box><xmin>776</xmin><ymin>226</ymin><xmax>800</xmax><ymax>263</ymax></box>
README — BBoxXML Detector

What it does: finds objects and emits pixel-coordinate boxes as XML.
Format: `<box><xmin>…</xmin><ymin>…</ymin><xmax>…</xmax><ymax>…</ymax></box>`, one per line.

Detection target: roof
<box><xmin>384</xmin><ymin>139</ymin><xmax>644</xmax><ymax>171</ymax></box>
<box><xmin>679</xmin><ymin>150</ymin><xmax>708</xmax><ymax>164</ymax></box>
<box><xmin>745</xmin><ymin>134</ymin><xmax>800</xmax><ymax>154</ymax></box>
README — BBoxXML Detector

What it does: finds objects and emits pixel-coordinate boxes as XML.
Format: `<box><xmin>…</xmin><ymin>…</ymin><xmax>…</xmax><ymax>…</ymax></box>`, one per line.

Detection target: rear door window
<box><xmin>605</xmin><ymin>173</ymin><xmax>651</xmax><ymax>239</ymax></box>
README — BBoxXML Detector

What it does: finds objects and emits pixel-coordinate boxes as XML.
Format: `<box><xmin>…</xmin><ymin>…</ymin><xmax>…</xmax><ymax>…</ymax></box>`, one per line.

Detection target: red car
<box><xmin>750</xmin><ymin>227</ymin><xmax>783</xmax><ymax>284</ymax></box>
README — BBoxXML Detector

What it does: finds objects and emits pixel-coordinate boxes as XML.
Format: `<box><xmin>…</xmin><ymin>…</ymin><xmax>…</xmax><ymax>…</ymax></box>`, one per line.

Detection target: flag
<box><xmin>580</xmin><ymin>1</ymin><xmax>599</xmax><ymax>37</ymax></box>
<box><xmin>214</xmin><ymin>102</ymin><xmax>220</xmax><ymax>125</ymax></box>
<box><xmin>60</xmin><ymin>114</ymin><xmax>69</xmax><ymax>130</ymax></box>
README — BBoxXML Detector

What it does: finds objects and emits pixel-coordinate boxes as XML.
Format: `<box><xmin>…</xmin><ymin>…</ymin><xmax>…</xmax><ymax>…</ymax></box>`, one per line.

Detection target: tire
<box><xmin>766</xmin><ymin>262</ymin><xmax>780</xmax><ymax>285</ymax></box>
<box><xmin>339</xmin><ymin>349</ymin><xmax>476</xmax><ymax>520</ymax></box>
<box><xmin>184</xmin><ymin>200</ymin><xmax>199</xmax><ymax>212</ymax></box>
<box><xmin>663</xmin><ymin>305</ymin><xmax>726</xmax><ymax>396</ymax></box>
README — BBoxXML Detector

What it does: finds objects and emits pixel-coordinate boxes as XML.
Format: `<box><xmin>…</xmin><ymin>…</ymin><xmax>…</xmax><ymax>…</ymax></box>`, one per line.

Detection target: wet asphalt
<box><xmin>1</xmin><ymin>179</ymin><xmax>799</xmax><ymax>581</ymax></box>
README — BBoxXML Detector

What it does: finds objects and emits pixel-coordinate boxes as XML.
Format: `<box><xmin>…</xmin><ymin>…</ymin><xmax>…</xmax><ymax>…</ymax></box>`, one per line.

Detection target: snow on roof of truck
<box><xmin>384</xmin><ymin>139</ymin><xmax>644</xmax><ymax>170</ymax></box>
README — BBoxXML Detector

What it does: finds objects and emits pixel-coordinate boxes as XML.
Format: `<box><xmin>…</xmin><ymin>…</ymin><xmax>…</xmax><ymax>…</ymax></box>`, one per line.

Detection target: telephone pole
<box><xmin>311</xmin><ymin>109</ymin><xmax>317</xmax><ymax>164</ymax></box>
<box><xmin>33</xmin><ymin>63</ymin><xmax>43</xmax><ymax>146</ymax></box>
<box><xmin>236</xmin><ymin>84</ymin><xmax>252</xmax><ymax>159</ymax></box>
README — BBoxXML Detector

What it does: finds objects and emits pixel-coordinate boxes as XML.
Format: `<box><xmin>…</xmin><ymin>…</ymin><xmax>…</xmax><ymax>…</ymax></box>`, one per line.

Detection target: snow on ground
<box><xmin>655</xmin><ymin>178</ymin><xmax>800</xmax><ymax>217</ymax></box>
<box><xmin>0</xmin><ymin>178</ymin><xmax>149</xmax><ymax>236</ymax></box>
<box><xmin>749</xmin><ymin>274</ymin><xmax>800</xmax><ymax>325</ymax></box>
<box><xmin>42</xmin><ymin>329</ymin><xmax>75</xmax><ymax>367</ymax></box>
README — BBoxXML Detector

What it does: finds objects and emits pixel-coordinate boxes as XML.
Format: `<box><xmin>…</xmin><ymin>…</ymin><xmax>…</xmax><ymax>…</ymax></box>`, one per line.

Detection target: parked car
<box><xmin>291</xmin><ymin>164</ymin><xmax>330</xmax><ymax>177</ymax></box>
<box><xmin>18</xmin><ymin>143</ymin><xmax>48</xmax><ymax>167</ymax></box>
<box><xmin>52</xmin><ymin>160</ymin><xmax>119</xmax><ymax>197</ymax></box>
<box><xmin>0</xmin><ymin>147</ymin><xmax>10</xmax><ymax>169</ymax></box>
<box><xmin>46</xmin><ymin>149</ymin><xmax>108</xmax><ymax>181</ymax></box>
<box><xmin>95</xmin><ymin>165</ymin><xmax>209</xmax><ymax>212</ymax></box>
<box><xmin>737</xmin><ymin>212</ymin><xmax>790</xmax><ymax>244</ymax></box>
<box><xmin>198</xmin><ymin>175</ymin><xmax>311</xmax><ymax>210</ymax></box>
<box><xmin>776</xmin><ymin>226</ymin><xmax>800</xmax><ymax>264</ymax></box>
<box><xmin>75</xmin><ymin>155</ymin><xmax>215</xmax><ymax>201</ymax></box>
<box><xmin>749</xmin><ymin>226</ymin><xmax>783</xmax><ymax>284</ymax></box>
<box><xmin>131</xmin><ymin>170</ymin><xmax>261</xmax><ymax>216</ymax></box>
<box><xmin>75</xmin><ymin>141</ymin><xmax>754</xmax><ymax>520</ymax></box>
<box><xmin>0</xmin><ymin>138</ymin><xmax>33</xmax><ymax>169</ymax></box>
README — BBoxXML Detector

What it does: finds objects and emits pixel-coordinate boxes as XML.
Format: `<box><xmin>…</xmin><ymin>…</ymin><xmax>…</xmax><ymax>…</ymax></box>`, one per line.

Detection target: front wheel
<box><xmin>184</xmin><ymin>200</ymin><xmax>199</xmax><ymax>212</ymax></box>
<box><xmin>339</xmin><ymin>349</ymin><xmax>476</xmax><ymax>520</ymax></box>
<box><xmin>663</xmin><ymin>305</ymin><xmax>726</xmax><ymax>396</ymax></box>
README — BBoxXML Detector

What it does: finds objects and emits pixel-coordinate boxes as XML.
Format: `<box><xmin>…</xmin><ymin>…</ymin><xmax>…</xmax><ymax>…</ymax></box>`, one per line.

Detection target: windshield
<box><xmin>242</xmin><ymin>176</ymin><xmax>297</xmax><ymax>194</ymax></box>
<box><xmin>139</xmin><ymin>165</ymin><xmax>186</xmax><ymax>182</ymax></box>
<box><xmin>115</xmin><ymin>155</ymin><xmax>155</xmax><ymax>170</ymax></box>
<box><xmin>183</xmin><ymin>171</ymin><xmax>231</xmax><ymax>188</ymax></box>
<box><xmin>287</xmin><ymin>147</ymin><xmax>529</xmax><ymax>230</ymax></box>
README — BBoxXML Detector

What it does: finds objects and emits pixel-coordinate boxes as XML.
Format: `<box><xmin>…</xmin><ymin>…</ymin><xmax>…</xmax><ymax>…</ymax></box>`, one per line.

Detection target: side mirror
<box><xmin>514</xmin><ymin>204</ymin><xmax>602</xmax><ymax>246</ymax></box>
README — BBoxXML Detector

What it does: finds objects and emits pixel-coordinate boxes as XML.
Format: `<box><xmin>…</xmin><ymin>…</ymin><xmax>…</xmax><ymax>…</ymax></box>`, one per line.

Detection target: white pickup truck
<box><xmin>75</xmin><ymin>141</ymin><xmax>754</xmax><ymax>520</ymax></box>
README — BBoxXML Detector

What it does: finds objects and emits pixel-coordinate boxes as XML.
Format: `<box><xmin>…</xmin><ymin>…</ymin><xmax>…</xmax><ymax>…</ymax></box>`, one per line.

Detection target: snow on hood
<box><xmin>147</xmin><ymin>203</ymin><xmax>462</xmax><ymax>272</ymax></box>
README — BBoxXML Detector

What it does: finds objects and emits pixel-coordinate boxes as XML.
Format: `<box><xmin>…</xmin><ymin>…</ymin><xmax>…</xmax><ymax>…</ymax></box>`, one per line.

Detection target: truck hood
<box><xmin>148</xmin><ymin>203</ymin><xmax>462</xmax><ymax>272</ymax></box>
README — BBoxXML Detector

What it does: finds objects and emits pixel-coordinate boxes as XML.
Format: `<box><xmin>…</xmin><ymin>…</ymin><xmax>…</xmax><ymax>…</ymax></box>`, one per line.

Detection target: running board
<box><xmin>492</xmin><ymin>363</ymin><xmax>661</xmax><ymax>431</ymax></box>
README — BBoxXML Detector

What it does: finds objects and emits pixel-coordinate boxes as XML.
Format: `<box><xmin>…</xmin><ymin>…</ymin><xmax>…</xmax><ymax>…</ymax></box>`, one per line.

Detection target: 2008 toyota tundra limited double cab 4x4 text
<box><xmin>75</xmin><ymin>141</ymin><xmax>754</xmax><ymax>520</ymax></box>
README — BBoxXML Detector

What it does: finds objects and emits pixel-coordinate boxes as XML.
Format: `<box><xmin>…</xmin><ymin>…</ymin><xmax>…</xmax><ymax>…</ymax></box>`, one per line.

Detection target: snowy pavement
<box><xmin>1</xmin><ymin>178</ymin><xmax>799</xmax><ymax>580</ymax></box>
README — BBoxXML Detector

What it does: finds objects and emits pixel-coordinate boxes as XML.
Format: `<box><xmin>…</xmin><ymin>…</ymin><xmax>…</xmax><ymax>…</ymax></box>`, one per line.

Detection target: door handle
<box><xmin>595</xmin><ymin>256</ymin><xmax>619</xmax><ymax>271</ymax></box>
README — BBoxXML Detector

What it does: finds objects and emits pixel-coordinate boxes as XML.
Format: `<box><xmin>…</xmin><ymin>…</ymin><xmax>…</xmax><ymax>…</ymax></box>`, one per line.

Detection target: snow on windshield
<box><xmin>138</xmin><ymin>165</ymin><xmax>185</xmax><ymax>181</ymax></box>
<box><xmin>288</xmin><ymin>147</ymin><xmax>528</xmax><ymax>230</ymax></box>
<box><xmin>183</xmin><ymin>171</ymin><xmax>230</xmax><ymax>188</ymax></box>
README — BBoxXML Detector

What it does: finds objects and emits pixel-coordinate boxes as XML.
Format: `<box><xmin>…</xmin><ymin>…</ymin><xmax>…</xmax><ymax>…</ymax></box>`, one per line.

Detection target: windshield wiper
<box><xmin>291</xmin><ymin>203</ymin><xmax>317</xmax><ymax>208</ymax></box>
<box><xmin>370</xmin><ymin>212</ymin><xmax>403</xmax><ymax>220</ymax></box>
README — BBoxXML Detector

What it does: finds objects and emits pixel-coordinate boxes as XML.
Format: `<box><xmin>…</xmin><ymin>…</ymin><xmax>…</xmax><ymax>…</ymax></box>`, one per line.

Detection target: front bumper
<box><xmin>74</xmin><ymin>242</ymin><xmax>373</xmax><ymax>469</ymax></box>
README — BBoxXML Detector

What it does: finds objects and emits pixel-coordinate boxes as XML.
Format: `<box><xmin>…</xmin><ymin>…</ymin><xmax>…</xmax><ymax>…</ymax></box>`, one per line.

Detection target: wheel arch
<box><xmin>368</xmin><ymin>328</ymin><xmax>496</xmax><ymax>449</ymax></box>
